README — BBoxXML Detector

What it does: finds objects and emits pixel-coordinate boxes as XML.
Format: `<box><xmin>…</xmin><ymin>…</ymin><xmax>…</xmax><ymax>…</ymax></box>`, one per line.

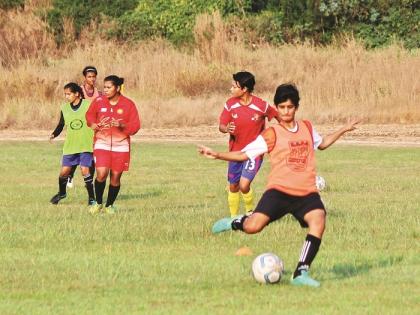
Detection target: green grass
<box><xmin>0</xmin><ymin>142</ymin><xmax>419</xmax><ymax>314</ymax></box>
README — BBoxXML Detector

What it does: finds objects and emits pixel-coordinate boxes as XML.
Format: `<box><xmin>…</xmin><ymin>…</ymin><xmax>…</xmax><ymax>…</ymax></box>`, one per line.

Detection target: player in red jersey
<box><xmin>219</xmin><ymin>71</ymin><xmax>279</xmax><ymax>217</ymax></box>
<box><xmin>86</xmin><ymin>75</ymin><xmax>141</xmax><ymax>214</ymax></box>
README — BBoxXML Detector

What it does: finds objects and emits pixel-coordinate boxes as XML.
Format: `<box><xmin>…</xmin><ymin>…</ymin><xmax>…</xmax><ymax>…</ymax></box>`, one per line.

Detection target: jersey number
<box><xmin>245</xmin><ymin>159</ymin><xmax>256</xmax><ymax>171</ymax></box>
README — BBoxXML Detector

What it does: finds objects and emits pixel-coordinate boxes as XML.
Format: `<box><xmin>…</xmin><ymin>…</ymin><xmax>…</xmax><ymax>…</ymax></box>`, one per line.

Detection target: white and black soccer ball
<box><xmin>251</xmin><ymin>253</ymin><xmax>284</xmax><ymax>284</ymax></box>
<box><xmin>316</xmin><ymin>175</ymin><xmax>326</xmax><ymax>191</ymax></box>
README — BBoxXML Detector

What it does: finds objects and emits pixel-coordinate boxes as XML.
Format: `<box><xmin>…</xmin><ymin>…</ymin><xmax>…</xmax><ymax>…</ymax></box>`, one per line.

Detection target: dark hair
<box><xmin>64</xmin><ymin>82</ymin><xmax>84</xmax><ymax>99</ymax></box>
<box><xmin>82</xmin><ymin>66</ymin><xmax>98</xmax><ymax>76</ymax></box>
<box><xmin>233</xmin><ymin>71</ymin><xmax>255</xmax><ymax>93</ymax></box>
<box><xmin>104</xmin><ymin>75</ymin><xmax>124</xmax><ymax>87</ymax></box>
<box><xmin>273</xmin><ymin>83</ymin><xmax>300</xmax><ymax>108</ymax></box>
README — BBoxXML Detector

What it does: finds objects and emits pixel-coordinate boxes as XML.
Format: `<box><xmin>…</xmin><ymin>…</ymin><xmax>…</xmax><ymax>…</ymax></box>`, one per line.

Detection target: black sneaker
<box><xmin>88</xmin><ymin>198</ymin><xmax>96</xmax><ymax>206</ymax></box>
<box><xmin>50</xmin><ymin>193</ymin><xmax>66</xmax><ymax>204</ymax></box>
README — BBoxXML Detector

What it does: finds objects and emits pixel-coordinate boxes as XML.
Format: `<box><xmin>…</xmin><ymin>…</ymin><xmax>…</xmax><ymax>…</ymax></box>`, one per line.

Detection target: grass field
<box><xmin>0</xmin><ymin>141</ymin><xmax>419</xmax><ymax>314</ymax></box>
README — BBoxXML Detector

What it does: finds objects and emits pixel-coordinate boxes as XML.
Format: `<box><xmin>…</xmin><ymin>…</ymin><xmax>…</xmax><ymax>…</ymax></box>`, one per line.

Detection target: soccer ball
<box><xmin>316</xmin><ymin>175</ymin><xmax>326</xmax><ymax>191</ymax></box>
<box><xmin>251</xmin><ymin>253</ymin><xmax>284</xmax><ymax>284</ymax></box>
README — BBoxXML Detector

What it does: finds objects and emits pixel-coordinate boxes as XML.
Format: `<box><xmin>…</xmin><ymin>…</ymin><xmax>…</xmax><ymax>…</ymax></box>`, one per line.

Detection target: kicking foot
<box><xmin>212</xmin><ymin>217</ymin><xmax>233</xmax><ymax>234</ymax></box>
<box><xmin>290</xmin><ymin>271</ymin><xmax>320</xmax><ymax>288</ymax></box>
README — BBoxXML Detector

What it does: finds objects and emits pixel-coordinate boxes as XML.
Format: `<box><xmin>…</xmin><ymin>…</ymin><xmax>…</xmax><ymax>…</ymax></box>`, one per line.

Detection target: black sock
<box><xmin>231</xmin><ymin>215</ymin><xmax>247</xmax><ymax>231</ymax></box>
<box><xmin>89</xmin><ymin>160</ymin><xmax>95</xmax><ymax>177</ymax></box>
<box><xmin>105</xmin><ymin>185</ymin><xmax>120</xmax><ymax>207</ymax></box>
<box><xmin>83</xmin><ymin>174</ymin><xmax>95</xmax><ymax>200</ymax></box>
<box><xmin>69</xmin><ymin>165</ymin><xmax>77</xmax><ymax>179</ymax></box>
<box><xmin>293</xmin><ymin>234</ymin><xmax>322</xmax><ymax>278</ymax></box>
<box><xmin>59</xmin><ymin>176</ymin><xmax>68</xmax><ymax>196</ymax></box>
<box><xmin>95</xmin><ymin>179</ymin><xmax>106</xmax><ymax>204</ymax></box>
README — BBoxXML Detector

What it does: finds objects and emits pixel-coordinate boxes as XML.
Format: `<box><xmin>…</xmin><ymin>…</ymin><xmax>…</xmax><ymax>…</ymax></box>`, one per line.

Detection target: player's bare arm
<box><xmin>219</xmin><ymin>122</ymin><xmax>235</xmax><ymax>134</ymax></box>
<box><xmin>198</xmin><ymin>145</ymin><xmax>248</xmax><ymax>161</ymax></box>
<box><xmin>318</xmin><ymin>118</ymin><xmax>361</xmax><ymax>150</ymax></box>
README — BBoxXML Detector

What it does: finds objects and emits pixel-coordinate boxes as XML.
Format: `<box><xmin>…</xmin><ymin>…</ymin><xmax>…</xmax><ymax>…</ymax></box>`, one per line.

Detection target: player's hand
<box><xmin>344</xmin><ymin>118</ymin><xmax>361</xmax><ymax>132</ymax></box>
<box><xmin>198</xmin><ymin>145</ymin><xmax>217</xmax><ymax>159</ymax></box>
<box><xmin>48</xmin><ymin>134</ymin><xmax>54</xmax><ymax>143</ymax></box>
<box><xmin>111</xmin><ymin>118</ymin><xmax>124</xmax><ymax>128</ymax></box>
<box><xmin>227</xmin><ymin>122</ymin><xmax>236</xmax><ymax>134</ymax></box>
<box><xmin>95</xmin><ymin>117</ymin><xmax>111</xmax><ymax>130</ymax></box>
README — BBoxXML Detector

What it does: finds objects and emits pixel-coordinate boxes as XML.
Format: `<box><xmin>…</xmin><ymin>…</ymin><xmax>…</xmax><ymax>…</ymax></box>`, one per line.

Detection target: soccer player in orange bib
<box><xmin>86</xmin><ymin>75</ymin><xmax>140</xmax><ymax>214</ymax></box>
<box><xmin>199</xmin><ymin>83</ymin><xmax>360</xmax><ymax>287</ymax></box>
<box><xmin>219</xmin><ymin>71</ymin><xmax>278</xmax><ymax>218</ymax></box>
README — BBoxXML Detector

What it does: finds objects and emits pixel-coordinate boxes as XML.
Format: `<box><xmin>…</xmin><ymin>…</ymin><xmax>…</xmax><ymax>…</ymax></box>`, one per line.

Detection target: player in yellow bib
<box><xmin>49</xmin><ymin>83</ymin><xmax>95</xmax><ymax>205</ymax></box>
<box><xmin>66</xmin><ymin>66</ymin><xmax>101</xmax><ymax>188</ymax></box>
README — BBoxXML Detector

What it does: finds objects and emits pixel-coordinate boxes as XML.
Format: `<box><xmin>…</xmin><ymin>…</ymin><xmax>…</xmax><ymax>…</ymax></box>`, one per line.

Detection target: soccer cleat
<box><xmin>88</xmin><ymin>198</ymin><xmax>96</xmax><ymax>206</ymax></box>
<box><xmin>104</xmin><ymin>205</ymin><xmax>117</xmax><ymax>214</ymax></box>
<box><xmin>50</xmin><ymin>193</ymin><xmax>66</xmax><ymax>205</ymax></box>
<box><xmin>89</xmin><ymin>203</ymin><xmax>103</xmax><ymax>214</ymax></box>
<box><xmin>211</xmin><ymin>217</ymin><xmax>233</xmax><ymax>234</ymax></box>
<box><xmin>290</xmin><ymin>271</ymin><xmax>320</xmax><ymax>288</ymax></box>
<box><xmin>67</xmin><ymin>176</ymin><xmax>74</xmax><ymax>188</ymax></box>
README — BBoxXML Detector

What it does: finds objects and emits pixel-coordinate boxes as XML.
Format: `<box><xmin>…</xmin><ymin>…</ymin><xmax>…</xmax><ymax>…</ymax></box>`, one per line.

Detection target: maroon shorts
<box><xmin>94</xmin><ymin>149</ymin><xmax>130</xmax><ymax>172</ymax></box>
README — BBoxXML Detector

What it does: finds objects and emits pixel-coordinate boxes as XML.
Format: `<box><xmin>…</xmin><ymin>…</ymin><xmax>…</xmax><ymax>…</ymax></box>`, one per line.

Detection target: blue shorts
<box><xmin>227</xmin><ymin>156</ymin><xmax>263</xmax><ymax>184</ymax></box>
<box><xmin>62</xmin><ymin>152</ymin><xmax>93</xmax><ymax>167</ymax></box>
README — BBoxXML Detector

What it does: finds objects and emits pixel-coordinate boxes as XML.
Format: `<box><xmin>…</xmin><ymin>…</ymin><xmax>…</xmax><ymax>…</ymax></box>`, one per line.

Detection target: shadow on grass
<box><xmin>328</xmin><ymin>255</ymin><xmax>403</xmax><ymax>279</ymax></box>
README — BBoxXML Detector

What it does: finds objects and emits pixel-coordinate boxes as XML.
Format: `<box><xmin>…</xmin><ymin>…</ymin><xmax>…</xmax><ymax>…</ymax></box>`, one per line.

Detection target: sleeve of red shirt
<box><xmin>123</xmin><ymin>101</ymin><xmax>141</xmax><ymax>136</ymax></box>
<box><xmin>85</xmin><ymin>98</ymin><xmax>98</xmax><ymax>127</ymax></box>
<box><xmin>219</xmin><ymin>105</ymin><xmax>231</xmax><ymax>125</ymax></box>
<box><xmin>265</xmin><ymin>104</ymin><xmax>278</xmax><ymax>121</ymax></box>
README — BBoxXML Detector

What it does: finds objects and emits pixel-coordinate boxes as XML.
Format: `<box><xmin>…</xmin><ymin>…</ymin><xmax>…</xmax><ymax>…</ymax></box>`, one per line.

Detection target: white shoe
<box><xmin>67</xmin><ymin>177</ymin><xmax>74</xmax><ymax>188</ymax></box>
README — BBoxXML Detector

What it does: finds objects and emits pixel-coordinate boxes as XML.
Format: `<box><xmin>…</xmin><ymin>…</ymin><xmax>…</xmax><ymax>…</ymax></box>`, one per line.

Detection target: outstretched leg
<box><xmin>291</xmin><ymin>209</ymin><xmax>326</xmax><ymax>288</ymax></box>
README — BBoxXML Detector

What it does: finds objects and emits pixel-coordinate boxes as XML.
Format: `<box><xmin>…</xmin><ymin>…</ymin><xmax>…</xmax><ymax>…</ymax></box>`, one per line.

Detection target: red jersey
<box><xmin>86</xmin><ymin>95</ymin><xmax>141</xmax><ymax>152</ymax></box>
<box><xmin>219</xmin><ymin>95</ymin><xmax>277</xmax><ymax>151</ymax></box>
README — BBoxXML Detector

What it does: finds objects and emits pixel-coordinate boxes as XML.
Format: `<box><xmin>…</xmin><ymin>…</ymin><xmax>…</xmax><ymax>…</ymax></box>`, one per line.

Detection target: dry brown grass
<box><xmin>0</xmin><ymin>11</ymin><xmax>418</xmax><ymax>130</ymax></box>
<box><xmin>0</xmin><ymin>6</ymin><xmax>56</xmax><ymax>67</ymax></box>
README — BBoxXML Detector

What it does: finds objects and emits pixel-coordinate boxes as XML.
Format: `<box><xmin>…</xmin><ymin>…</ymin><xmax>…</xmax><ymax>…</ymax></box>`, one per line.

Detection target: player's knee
<box><xmin>229</xmin><ymin>183</ymin><xmax>240</xmax><ymax>193</ymax></box>
<box><xmin>308</xmin><ymin>211</ymin><xmax>326</xmax><ymax>232</ymax></box>
<box><xmin>96</xmin><ymin>173</ymin><xmax>107</xmax><ymax>182</ymax></box>
<box><xmin>239</xmin><ymin>183</ymin><xmax>250</xmax><ymax>193</ymax></box>
<box><xmin>110</xmin><ymin>179</ymin><xmax>120</xmax><ymax>186</ymax></box>
<box><xmin>80</xmin><ymin>167</ymin><xmax>90</xmax><ymax>176</ymax></box>
<box><xmin>243</xmin><ymin>219</ymin><xmax>264</xmax><ymax>234</ymax></box>
<box><xmin>59</xmin><ymin>169</ymin><xmax>71</xmax><ymax>177</ymax></box>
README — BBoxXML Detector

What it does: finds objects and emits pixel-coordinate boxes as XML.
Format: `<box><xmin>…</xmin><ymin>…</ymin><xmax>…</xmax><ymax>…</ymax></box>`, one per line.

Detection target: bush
<box><xmin>0</xmin><ymin>0</ymin><xmax>24</xmax><ymax>10</ymax></box>
<box><xmin>46</xmin><ymin>0</ymin><xmax>138</xmax><ymax>44</ymax></box>
<box><xmin>44</xmin><ymin>0</ymin><xmax>419</xmax><ymax>49</ymax></box>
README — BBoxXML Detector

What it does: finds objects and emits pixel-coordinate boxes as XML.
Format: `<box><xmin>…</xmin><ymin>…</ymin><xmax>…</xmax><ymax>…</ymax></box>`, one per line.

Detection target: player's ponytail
<box><xmin>64</xmin><ymin>82</ymin><xmax>84</xmax><ymax>99</ymax></box>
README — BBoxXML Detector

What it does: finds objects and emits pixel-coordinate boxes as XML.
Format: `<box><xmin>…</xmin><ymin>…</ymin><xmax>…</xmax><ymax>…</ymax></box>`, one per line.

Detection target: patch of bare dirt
<box><xmin>1</xmin><ymin>124</ymin><xmax>419</xmax><ymax>147</ymax></box>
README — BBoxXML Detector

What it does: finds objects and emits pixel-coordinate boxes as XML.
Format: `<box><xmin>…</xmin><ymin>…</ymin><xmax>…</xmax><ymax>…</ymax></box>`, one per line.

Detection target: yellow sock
<box><xmin>241</xmin><ymin>188</ymin><xmax>254</xmax><ymax>213</ymax></box>
<box><xmin>228</xmin><ymin>191</ymin><xmax>240</xmax><ymax>218</ymax></box>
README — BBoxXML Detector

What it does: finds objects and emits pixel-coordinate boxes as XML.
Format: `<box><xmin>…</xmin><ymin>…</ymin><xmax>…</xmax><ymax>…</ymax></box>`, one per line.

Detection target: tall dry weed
<box><xmin>0</xmin><ymin>8</ymin><xmax>55</xmax><ymax>67</ymax></box>
<box><xmin>0</xmin><ymin>10</ymin><xmax>418</xmax><ymax>129</ymax></box>
<box><xmin>194</xmin><ymin>11</ymin><xmax>228</xmax><ymax>64</ymax></box>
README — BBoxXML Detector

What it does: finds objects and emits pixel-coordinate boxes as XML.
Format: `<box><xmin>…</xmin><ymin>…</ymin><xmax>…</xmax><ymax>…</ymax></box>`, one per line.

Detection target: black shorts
<box><xmin>254</xmin><ymin>189</ymin><xmax>326</xmax><ymax>228</ymax></box>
